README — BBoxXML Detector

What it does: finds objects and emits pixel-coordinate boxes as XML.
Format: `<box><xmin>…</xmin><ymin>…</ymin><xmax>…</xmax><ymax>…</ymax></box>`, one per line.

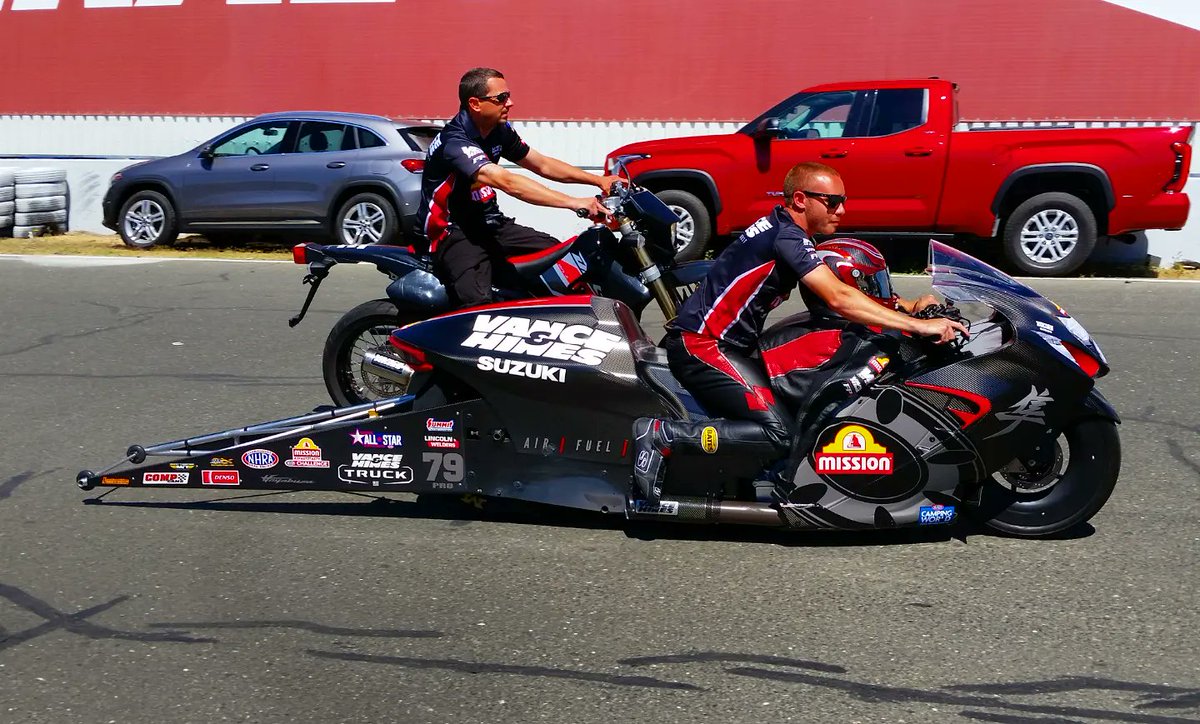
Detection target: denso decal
<box><xmin>201</xmin><ymin>470</ymin><xmax>240</xmax><ymax>486</ymax></box>
<box><xmin>285</xmin><ymin>438</ymin><xmax>330</xmax><ymax>468</ymax></box>
<box><xmin>461</xmin><ymin>314</ymin><xmax>623</xmax><ymax>366</ymax></box>
<box><xmin>425</xmin><ymin>418</ymin><xmax>454</xmax><ymax>433</ymax></box>
<box><xmin>919</xmin><ymin>504</ymin><xmax>957</xmax><ymax>525</ymax></box>
<box><xmin>241</xmin><ymin>449</ymin><xmax>279</xmax><ymax>469</ymax></box>
<box><xmin>815</xmin><ymin>425</ymin><xmax>894</xmax><ymax>474</ymax></box>
<box><xmin>143</xmin><ymin>471</ymin><xmax>189</xmax><ymax>485</ymax></box>
<box><xmin>477</xmin><ymin>356</ymin><xmax>566</xmax><ymax>382</ymax></box>
<box><xmin>425</xmin><ymin>435</ymin><xmax>460</xmax><ymax>449</ymax></box>
<box><xmin>350</xmin><ymin>429</ymin><xmax>403</xmax><ymax>448</ymax></box>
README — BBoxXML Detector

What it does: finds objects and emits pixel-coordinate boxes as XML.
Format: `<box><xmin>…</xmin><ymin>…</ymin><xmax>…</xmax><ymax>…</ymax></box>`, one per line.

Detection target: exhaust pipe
<box><xmin>625</xmin><ymin>494</ymin><xmax>786</xmax><ymax>527</ymax></box>
<box><xmin>361</xmin><ymin>348</ymin><xmax>415</xmax><ymax>386</ymax></box>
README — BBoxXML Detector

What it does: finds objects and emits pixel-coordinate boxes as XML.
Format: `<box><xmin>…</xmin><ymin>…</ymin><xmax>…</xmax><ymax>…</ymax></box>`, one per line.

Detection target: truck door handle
<box><xmin>326</xmin><ymin>161</ymin><xmax>346</xmax><ymax>169</ymax></box>
<box><xmin>820</xmin><ymin>149</ymin><xmax>849</xmax><ymax>159</ymax></box>
<box><xmin>904</xmin><ymin>147</ymin><xmax>933</xmax><ymax>157</ymax></box>
<box><xmin>250</xmin><ymin>163</ymin><xmax>270</xmax><ymax>171</ymax></box>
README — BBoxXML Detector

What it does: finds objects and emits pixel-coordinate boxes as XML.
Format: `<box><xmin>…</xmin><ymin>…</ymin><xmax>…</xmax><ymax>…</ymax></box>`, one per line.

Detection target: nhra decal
<box><xmin>425</xmin><ymin>418</ymin><xmax>454</xmax><ymax>433</ymax></box>
<box><xmin>987</xmin><ymin>386</ymin><xmax>1052</xmax><ymax>439</ymax></box>
<box><xmin>285</xmin><ymin>438</ymin><xmax>330</xmax><ymax>468</ymax></box>
<box><xmin>461</xmin><ymin>314</ymin><xmax>623</xmax><ymax>366</ymax></box>
<box><xmin>350</xmin><ymin>429</ymin><xmax>403</xmax><ymax>449</ymax></box>
<box><xmin>336</xmin><ymin>453</ymin><xmax>413</xmax><ymax>486</ymax></box>
<box><xmin>919</xmin><ymin>504</ymin><xmax>957</xmax><ymax>525</ymax></box>
<box><xmin>241</xmin><ymin>449</ymin><xmax>279</xmax><ymax>469</ymax></box>
<box><xmin>202</xmin><ymin>470</ymin><xmax>240</xmax><ymax>486</ymax></box>
<box><xmin>477</xmin><ymin>356</ymin><xmax>566</xmax><ymax>383</ymax></box>
<box><xmin>815</xmin><ymin>425</ymin><xmax>894</xmax><ymax>474</ymax></box>
<box><xmin>143</xmin><ymin>471</ymin><xmax>189</xmax><ymax>485</ymax></box>
<box><xmin>425</xmin><ymin>435</ymin><xmax>460</xmax><ymax>449</ymax></box>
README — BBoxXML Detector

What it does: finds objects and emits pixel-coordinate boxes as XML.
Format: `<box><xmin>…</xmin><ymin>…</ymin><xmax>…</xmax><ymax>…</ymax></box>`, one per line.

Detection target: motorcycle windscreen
<box><xmin>927</xmin><ymin>241</ymin><xmax>1108</xmax><ymax>374</ymax></box>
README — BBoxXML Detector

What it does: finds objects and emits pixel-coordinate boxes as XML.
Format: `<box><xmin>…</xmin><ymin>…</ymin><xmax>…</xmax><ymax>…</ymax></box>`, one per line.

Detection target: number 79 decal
<box><xmin>423</xmin><ymin>452</ymin><xmax>464</xmax><ymax>483</ymax></box>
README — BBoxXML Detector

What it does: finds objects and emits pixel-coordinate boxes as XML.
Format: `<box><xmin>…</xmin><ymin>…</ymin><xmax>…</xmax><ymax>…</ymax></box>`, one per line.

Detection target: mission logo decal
<box><xmin>814</xmin><ymin>425</ymin><xmax>894</xmax><ymax>475</ymax></box>
<box><xmin>285</xmin><ymin>438</ymin><xmax>330</xmax><ymax>468</ymax></box>
<box><xmin>461</xmin><ymin>314</ymin><xmax>623</xmax><ymax>366</ymax></box>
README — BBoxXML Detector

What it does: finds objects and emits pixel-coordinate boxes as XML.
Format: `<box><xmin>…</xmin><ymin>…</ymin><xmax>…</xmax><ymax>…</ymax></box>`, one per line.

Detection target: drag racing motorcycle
<box><xmin>287</xmin><ymin>155</ymin><xmax>710</xmax><ymax>407</ymax></box>
<box><xmin>77</xmin><ymin>242</ymin><xmax>1120</xmax><ymax>538</ymax></box>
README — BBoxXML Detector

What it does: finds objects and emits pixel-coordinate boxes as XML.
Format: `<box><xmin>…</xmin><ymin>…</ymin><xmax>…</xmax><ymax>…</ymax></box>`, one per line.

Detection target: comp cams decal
<box><xmin>143</xmin><ymin>471</ymin><xmax>189</xmax><ymax>485</ymax></box>
<box><xmin>814</xmin><ymin>425</ymin><xmax>894</xmax><ymax>474</ymax></box>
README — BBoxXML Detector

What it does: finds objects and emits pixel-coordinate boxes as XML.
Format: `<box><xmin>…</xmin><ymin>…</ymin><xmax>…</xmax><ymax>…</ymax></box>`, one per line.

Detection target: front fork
<box><xmin>634</xmin><ymin>246</ymin><xmax>681</xmax><ymax>320</ymax></box>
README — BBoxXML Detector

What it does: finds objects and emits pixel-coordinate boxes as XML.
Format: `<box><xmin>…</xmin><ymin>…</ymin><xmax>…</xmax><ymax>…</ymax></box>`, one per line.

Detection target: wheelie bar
<box><xmin>76</xmin><ymin>394</ymin><xmax>414</xmax><ymax>490</ymax></box>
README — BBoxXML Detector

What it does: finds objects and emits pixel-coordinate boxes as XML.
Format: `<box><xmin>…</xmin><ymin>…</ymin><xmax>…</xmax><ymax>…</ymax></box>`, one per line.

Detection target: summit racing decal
<box><xmin>461</xmin><ymin>314</ymin><xmax>623</xmax><ymax>366</ymax></box>
<box><xmin>285</xmin><ymin>438</ymin><xmax>330</xmax><ymax>468</ymax></box>
<box><xmin>337</xmin><ymin>453</ymin><xmax>413</xmax><ymax>486</ymax></box>
<box><xmin>477</xmin><ymin>356</ymin><xmax>566</xmax><ymax>383</ymax></box>
<box><xmin>426</xmin><ymin>419</ymin><xmax>454</xmax><ymax>433</ymax></box>
<box><xmin>815</xmin><ymin>425</ymin><xmax>894</xmax><ymax>475</ymax></box>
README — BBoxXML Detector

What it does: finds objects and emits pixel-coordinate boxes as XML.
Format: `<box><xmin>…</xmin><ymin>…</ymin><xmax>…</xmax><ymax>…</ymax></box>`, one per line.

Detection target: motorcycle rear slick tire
<box><xmin>971</xmin><ymin>418</ymin><xmax>1120</xmax><ymax>537</ymax></box>
<box><xmin>322</xmin><ymin>299</ymin><xmax>425</xmax><ymax>407</ymax></box>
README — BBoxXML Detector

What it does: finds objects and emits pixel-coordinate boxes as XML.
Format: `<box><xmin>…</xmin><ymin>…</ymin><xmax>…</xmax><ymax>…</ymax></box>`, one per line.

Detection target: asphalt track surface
<box><xmin>0</xmin><ymin>255</ymin><xmax>1197</xmax><ymax>724</ymax></box>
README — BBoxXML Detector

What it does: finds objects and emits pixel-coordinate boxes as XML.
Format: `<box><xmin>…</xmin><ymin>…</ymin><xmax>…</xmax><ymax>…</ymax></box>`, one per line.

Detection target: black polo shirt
<box><xmin>671</xmin><ymin>206</ymin><xmax>824</xmax><ymax>349</ymax></box>
<box><xmin>418</xmin><ymin>109</ymin><xmax>530</xmax><ymax>249</ymax></box>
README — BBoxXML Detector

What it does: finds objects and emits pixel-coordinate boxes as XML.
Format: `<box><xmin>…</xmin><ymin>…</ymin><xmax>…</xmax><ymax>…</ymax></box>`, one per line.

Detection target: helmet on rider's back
<box><xmin>814</xmin><ymin>238</ymin><xmax>898</xmax><ymax>309</ymax></box>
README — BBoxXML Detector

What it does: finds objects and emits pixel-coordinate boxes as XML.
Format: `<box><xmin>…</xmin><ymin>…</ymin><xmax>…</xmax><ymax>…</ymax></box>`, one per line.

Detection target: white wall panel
<box><xmin>1</xmin><ymin>115</ymin><xmax>1195</xmax><ymax>265</ymax></box>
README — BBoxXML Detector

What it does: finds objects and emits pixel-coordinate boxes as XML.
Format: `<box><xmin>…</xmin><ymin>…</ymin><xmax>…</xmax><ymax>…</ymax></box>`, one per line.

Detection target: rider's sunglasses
<box><xmin>802</xmin><ymin>190</ymin><xmax>847</xmax><ymax>209</ymax></box>
<box><xmin>477</xmin><ymin>91</ymin><xmax>512</xmax><ymax>105</ymax></box>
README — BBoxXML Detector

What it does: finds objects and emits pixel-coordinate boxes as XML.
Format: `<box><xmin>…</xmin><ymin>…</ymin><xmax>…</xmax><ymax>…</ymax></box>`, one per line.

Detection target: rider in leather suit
<box><xmin>631</xmin><ymin>162</ymin><xmax>968</xmax><ymax>502</ymax></box>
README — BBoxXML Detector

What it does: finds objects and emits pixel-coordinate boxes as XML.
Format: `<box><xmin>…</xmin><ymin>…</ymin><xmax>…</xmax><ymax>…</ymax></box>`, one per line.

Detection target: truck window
<box><xmin>864</xmin><ymin>89</ymin><xmax>927</xmax><ymax>137</ymax></box>
<box><xmin>745</xmin><ymin>91</ymin><xmax>857</xmax><ymax>140</ymax></box>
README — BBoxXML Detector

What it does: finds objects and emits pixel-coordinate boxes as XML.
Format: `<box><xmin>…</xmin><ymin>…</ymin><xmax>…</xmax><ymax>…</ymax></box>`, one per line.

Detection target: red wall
<box><xmin>3</xmin><ymin>0</ymin><xmax>1198</xmax><ymax>121</ymax></box>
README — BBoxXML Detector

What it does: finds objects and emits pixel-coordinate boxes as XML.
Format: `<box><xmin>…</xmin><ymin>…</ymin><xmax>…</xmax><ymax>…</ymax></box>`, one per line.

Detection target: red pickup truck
<box><xmin>606</xmin><ymin>79</ymin><xmax>1192</xmax><ymax>275</ymax></box>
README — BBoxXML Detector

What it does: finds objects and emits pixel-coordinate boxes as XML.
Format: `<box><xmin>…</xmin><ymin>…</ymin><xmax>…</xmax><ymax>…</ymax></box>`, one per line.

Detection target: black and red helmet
<box><xmin>814</xmin><ymin>238</ymin><xmax>897</xmax><ymax>308</ymax></box>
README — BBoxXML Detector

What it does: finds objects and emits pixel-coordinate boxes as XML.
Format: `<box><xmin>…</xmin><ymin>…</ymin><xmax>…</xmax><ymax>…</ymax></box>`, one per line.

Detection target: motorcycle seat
<box><xmin>633</xmin><ymin>342</ymin><xmax>709</xmax><ymax>421</ymax></box>
<box><xmin>506</xmin><ymin>237</ymin><xmax>578</xmax><ymax>277</ymax></box>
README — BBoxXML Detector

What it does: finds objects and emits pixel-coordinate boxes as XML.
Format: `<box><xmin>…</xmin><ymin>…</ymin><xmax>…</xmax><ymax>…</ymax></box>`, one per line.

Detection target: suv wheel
<box><xmin>1001</xmin><ymin>192</ymin><xmax>1097</xmax><ymax>276</ymax></box>
<box><xmin>118</xmin><ymin>190</ymin><xmax>179</xmax><ymax>249</ymax></box>
<box><xmin>655</xmin><ymin>189</ymin><xmax>711</xmax><ymax>262</ymax></box>
<box><xmin>335</xmin><ymin>192</ymin><xmax>398</xmax><ymax>246</ymax></box>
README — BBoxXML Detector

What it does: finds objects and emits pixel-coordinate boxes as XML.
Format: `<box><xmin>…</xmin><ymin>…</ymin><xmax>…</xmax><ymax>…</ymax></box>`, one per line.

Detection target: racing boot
<box><xmin>632</xmin><ymin>418</ymin><xmax>674</xmax><ymax>502</ymax></box>
<box><xmin>632</xmin><ymin>418</ymin><xmax>787</xmax><ymax>502</ymax></box>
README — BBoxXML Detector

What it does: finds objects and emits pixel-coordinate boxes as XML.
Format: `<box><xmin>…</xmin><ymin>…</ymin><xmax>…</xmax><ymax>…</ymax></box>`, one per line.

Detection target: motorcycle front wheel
<box><xmin>971</xmin><ymin>418</ymin><xmax>1121</xmax><ymax>537</ymax></box>
<box><xmin>322</xmin><ymin>299</ymin><xmax>425</xmax><ymax>407</ymax></box>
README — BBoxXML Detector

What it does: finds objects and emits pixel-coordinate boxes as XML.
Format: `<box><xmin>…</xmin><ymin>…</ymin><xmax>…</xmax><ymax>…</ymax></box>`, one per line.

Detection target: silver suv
<box><xmin>102</xmin><ymin>111</ymin><xmax>441</xmax><ymax>249</ymax></box>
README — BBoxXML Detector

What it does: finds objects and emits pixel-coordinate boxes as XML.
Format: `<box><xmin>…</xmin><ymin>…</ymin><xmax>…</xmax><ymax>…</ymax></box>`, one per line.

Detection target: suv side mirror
<box><xmin>199</xmin><ymin>145</ymin><xmax>215</xmax><ymax>160</ymax></box>
<box><xmin>752</xmin><ymin>118</ymin><xmax>782</xmax><ymax>139</ymax></box>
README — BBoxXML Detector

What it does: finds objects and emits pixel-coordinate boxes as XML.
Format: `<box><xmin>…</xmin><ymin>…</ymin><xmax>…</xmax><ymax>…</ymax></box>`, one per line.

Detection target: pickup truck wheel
<box><xmin>655</xmin><ymin>189</ymin><xmax>711</xmax><ymax>262</ymax></box>
<box><xmin>1002</xmin><ymin>192</ymin><xmax>1097</xmax><ymax>276</ymax></box>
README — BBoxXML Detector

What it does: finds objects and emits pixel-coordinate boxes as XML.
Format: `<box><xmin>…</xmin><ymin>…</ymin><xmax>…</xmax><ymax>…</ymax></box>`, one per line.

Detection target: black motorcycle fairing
<box><xmin>386</xmin><ymin>267</ymin><xmax>452</xmax><ymax>312</ymax></box>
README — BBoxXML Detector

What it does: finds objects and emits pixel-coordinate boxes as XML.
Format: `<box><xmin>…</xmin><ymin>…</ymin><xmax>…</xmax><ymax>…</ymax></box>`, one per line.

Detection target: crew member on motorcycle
<box><xmin>632</xmin><ymin>162</ymin><xmax>969</xmax><ymax>502</ymax></box>
<box><xmin>418</xmin><ymin>67</ymin><xmax>621</xmax><ymax>307</ymax></box>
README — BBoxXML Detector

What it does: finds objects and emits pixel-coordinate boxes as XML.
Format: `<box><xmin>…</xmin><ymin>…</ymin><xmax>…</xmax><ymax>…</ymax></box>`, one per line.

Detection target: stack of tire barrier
<box><xmin>0</xmin><ymin>168</ymin><xmax>14</xmax><ymax>235</ymax></box>
<box><xmin>10</xmin><ymin>167</ymin><xmax>69</xmax><ymax>238</ymax></box>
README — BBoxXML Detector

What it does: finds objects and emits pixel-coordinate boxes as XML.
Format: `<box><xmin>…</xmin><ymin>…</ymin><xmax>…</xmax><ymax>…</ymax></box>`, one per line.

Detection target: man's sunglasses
<box><xmin>802</xmin><ymin>190</ymin><xmax>847</xmax><ymax>209</ymax></box>
<box><xmin>477</xmin><ymin>91</ymin><xmax>512</xmax><ymax>105</ymax></box>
